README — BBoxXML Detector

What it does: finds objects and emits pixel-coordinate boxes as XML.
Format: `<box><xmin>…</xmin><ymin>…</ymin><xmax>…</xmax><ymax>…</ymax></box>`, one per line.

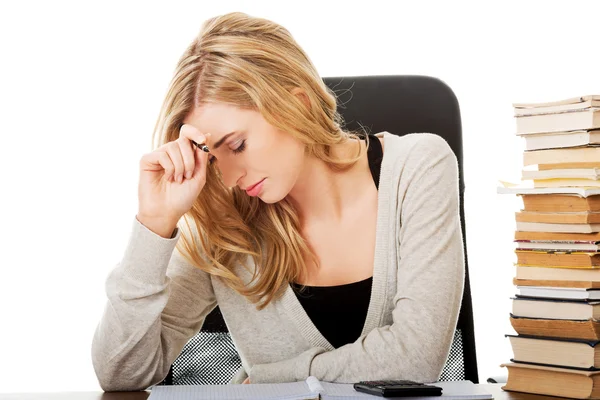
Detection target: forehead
<box><xmin>183</xmin><ymin>103</ymin><xmax>254</xmax><ymax>135</ymax></box>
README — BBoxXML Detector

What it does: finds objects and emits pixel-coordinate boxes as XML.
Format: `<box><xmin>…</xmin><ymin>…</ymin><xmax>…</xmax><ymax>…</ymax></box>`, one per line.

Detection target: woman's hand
<box><xmin>136</xmin><ymin>124</ymin><xmax>211</xmax><ymax>237</ymax></box>
<box><xmin>242</xmin><ymin>377</ymin><xmax>251</xmax><ymax>384</ymax></box>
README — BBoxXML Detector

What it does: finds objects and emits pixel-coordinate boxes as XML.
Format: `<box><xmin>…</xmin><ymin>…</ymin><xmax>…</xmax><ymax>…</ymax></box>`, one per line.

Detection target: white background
<box><xmin>1</xmin><ymin>0</ymin><xmax>599</xmax><ymax>393</ymax></box>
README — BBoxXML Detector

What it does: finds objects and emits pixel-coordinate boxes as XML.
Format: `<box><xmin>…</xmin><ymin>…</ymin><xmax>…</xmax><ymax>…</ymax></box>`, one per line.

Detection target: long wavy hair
<box><xmin>151</xmin><ymin>12</ymin><xmax>369</xmax><ymax>309</ymax></box>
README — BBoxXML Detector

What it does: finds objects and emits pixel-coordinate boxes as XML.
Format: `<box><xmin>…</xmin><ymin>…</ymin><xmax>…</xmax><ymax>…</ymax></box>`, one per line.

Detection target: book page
<box><xmin>320</xmin><ymin>380</ymin><xmax>493</xmax><ymax>400</ymax></box>
<box><xmin>513</xmin><ymin>95</ymin><xmax>600</xmax><ymax>108</ymax></box>
<box><xmin>148</xmin><ymin>381</ymin><xmax>317</xmax><ymax>400</ymax></box>
<box><xmin>319</xmin><ymin>381</ymin><xmax>372</xmax><ymax>398</ymax></box>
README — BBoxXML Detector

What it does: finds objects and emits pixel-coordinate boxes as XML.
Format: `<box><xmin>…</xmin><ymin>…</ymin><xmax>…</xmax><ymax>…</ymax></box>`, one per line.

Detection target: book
<box><xmin>498</xmin><ymin>185</ymin><xmax>600</xmax><ymax>197</ymax></box>
<box><xmin>516</xmin><ymin>109</ymin><xmax>600</xmax><ymax>135</ymax></box>
<box><xmin>510</xmin><ymin>315</ymin><xmax>600</xmax><ymax>340</ymax></box>
<box><xmin>522</xmin><ymin>167</ymin><xmax>600</xmax><ymax>180</ymax></box>
<box><xmin>522</xmin><ymin>130</ymin><xmax>600</xmax><ymax>151</ymax></box>
<box><xmin>520</xmin><ymin>194</ymin><xmax>600</xmax><ymax>213</ymax></box>
<box><xmin>507</xmin><ymin>334</ymin><xmax>600</xmax><ymax>369</ymax></box>
<box><xmin>505</xmin><ymin>96</ymin><xmax>600</xmax><ymax>399</ymax></box>
<box><xmin>516</xmin><ymin>211</ymin><xmax>600</xmax><ymax>224</ymax></box>
<box><xmin>517</xmin><ymin>286</ymin><xmax>600</xmax><ymax>300</ymax></box>
<box><xmin>512</xmin><ymin>297</ymin><xmax>600</xmax><ymax>320</ymax></box>
<box><xmin>514</xmin><ymin>278</ymin><xmax>600</xmax><ymax>289</ymax></box>
<box><xmin>540</xmin><ymin>162</ymin><xmax>600</xmax><ymax>170</ymax></box>
<box><xmin>533</xmin><ymin>179</ymin><xmax>600</xmax><ymax>188</ymax></box>
<box><xmin>515</xmin><ymin>230</ymin><xmax>600</xmax><ymax>242</ymax></box>
<box><xmin>516</xmin><ymin>101</ymin><xmax>600</xmax><ymax>117</ymax></box>
<box><xmin>513</xmin><ymin>95</ymin><xmax>600</xmax><ymax>114</ymax></box>
<box><xmin>516</xmin><ymin>221</ymin><xmax>600</xmax><ymax>233</ymax></box>
<box><xmin>502</xmin><ymin>362</ymin><xmax>600</xmax><ymax>399</ymax></box>
<box><xmin>523</xmin><ymin>146</ymin><xmax>600</xmax><ymax>166</ymax></box>
<box><xmin>516</xmin><ymin>241</ymin><xmax>600</xmax><ymax>252</ymax></box>
<box><xmin>515</xmin><ymin>250</ymin><xmax>600</xmax><ymax>267</ymax></box>
<box><xmin>147</xmin><ymin>377</ymin><xmax>493</xmax><ymax>400</ymax></box>
<box><xmin>516</xmin><ymin>265</ymin><xmax>600</xmax><ymax>282</ymax></box>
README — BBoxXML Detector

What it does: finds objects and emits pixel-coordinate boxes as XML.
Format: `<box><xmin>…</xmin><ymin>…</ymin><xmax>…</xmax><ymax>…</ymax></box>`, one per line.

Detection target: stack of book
<box><xmin>498</xmin><ymin>95</ymin><xmax>600</xmax><ymax>399</ymax></box>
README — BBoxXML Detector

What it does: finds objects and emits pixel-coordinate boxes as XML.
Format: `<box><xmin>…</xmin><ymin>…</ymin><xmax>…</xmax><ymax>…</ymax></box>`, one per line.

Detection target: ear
<box><xmin>291</xmin><ymin>87</ymin><xmax>311</xmax><ymax>111</ymax></box>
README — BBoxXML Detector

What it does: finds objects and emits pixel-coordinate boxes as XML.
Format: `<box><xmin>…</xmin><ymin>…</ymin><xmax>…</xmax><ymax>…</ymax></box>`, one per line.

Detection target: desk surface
<box><xmin>0</xmin><ymin>384</ymin><xmax>568</xmax><ymax>399</ymax></box>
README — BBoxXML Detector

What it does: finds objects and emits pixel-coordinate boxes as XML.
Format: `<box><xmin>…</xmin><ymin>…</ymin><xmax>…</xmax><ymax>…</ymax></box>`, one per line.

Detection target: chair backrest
<box><xmin>160</xmin><ymin>75</ymin><xmax>478</xmax><ymax>385</ymax></box>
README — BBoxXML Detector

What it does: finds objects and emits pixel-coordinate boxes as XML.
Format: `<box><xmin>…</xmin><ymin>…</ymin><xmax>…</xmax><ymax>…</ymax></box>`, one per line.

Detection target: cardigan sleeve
<box><xmin>249</xmin><ymin>134</ymin><xmax>465</xmax><ymax>384</ymax></box>
<box><xmin>91</xmin><ymin>216</ymin><xmax>217</xmax><ymax>391</ymax></box>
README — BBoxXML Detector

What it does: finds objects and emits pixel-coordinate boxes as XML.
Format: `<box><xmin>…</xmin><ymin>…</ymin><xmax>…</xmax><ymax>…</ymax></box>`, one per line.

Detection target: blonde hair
<box><xmin>152</xmin><ymin>12</ymin><xmax>369</xmax><ymax>309</ymax></box>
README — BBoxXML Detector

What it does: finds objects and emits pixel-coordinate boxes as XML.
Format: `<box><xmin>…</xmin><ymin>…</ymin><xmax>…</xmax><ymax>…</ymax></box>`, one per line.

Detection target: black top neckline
<box><xmin>291</xmin><ymin>275</ymin><xmax>372</xmax><ymax>293</ymax></box>
<box><xmin>366</xmin><ymin>134</ymin><xmax>383</xmax><ymax>190</ymax></box>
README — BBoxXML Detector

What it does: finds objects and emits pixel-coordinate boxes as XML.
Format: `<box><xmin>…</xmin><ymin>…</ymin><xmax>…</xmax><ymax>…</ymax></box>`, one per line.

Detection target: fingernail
<box><xmin>177</xmin><ymin>174</ymin><xmax>183</xmax><ymax>183</ymax></box>
<box><xmin>185</xmin><ymin>171</ymin><xmax>192</xmax><ymax>179</ymax></box>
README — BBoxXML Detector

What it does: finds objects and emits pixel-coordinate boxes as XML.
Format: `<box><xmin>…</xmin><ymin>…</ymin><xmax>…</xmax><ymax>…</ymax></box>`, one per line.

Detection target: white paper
<box><xmin>148</xmin><ymin>380</ymin><xmax>493</xmax><ymax>400</ymax></box>
<box><xmin>148</xmin><ymin>380</ymin><xmax>317</xmax><ymax>400</ymax></box>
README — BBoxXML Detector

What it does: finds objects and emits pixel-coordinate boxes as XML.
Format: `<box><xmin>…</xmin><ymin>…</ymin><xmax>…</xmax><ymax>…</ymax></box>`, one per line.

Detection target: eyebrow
<box><xmin>213</xmin><ymin>131</ymin><xmax>238</xmax><ymax>150</ymax></box>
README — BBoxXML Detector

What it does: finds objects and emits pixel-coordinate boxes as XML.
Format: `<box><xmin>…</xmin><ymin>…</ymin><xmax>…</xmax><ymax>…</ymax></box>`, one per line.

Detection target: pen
<box><xmin>192</xmin><ymin>140</ymin><xmax>210</xmax><ymax>153</ymax></box>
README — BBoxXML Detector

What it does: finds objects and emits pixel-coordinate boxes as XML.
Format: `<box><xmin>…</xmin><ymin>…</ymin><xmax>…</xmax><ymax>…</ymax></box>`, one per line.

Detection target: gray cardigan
<box><xmin>91</xmin><ymin>131</ymin><xmax>465</xmax><ymax>391</ymax></box>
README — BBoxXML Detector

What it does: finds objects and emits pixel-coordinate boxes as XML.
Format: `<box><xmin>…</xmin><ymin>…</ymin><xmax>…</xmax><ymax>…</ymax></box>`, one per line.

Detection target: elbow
<box><xmin>91</xmin><ymin>325</ymin><xmax>172</xmax><ymax>391</ymax></box>
<box><xmin>400</xmin><ymin>354</ymin><xmax>444</xmax><ymax>384</ymax></box>
<box><xmin>389</xmin><ymin>338</ymin><xmax>448</xmax><ymax>383</ymax></box>
<box><xmin>413</xmin><ymin>334</ymin><xmax>455</xmax><ymax>384</ymax></box>
<box><xmin>406</xmin><ymin>357</ymin><xmax>443</xmax><ymax>383</ymax></box>
<box><xmin>98</xmin><ymin>382</ymin><xmax>150</xmax><ymax>393</ymax></box>
<box><xmin>94</xmin><ymin>362</ymin><xmax>130</xmax><ymax>392</ymax></box>
<box><xmin>95</xmin><ymin>366</ymin><xmax>164</xmax><ymax>392</ymax></box>
<box><xmin>97</xmin><ymin>376</ymin><xmax>131</xmax><ymax>393</ymax></box>
<box><xmin>92</xmin><ymin>345</ymin><xmax>167</xmax><ymax>392</ymax></box>
<box><xmin>93</xmin><ymin>361</ymin><xmax>143</xmax><ymax>392</ymax></box>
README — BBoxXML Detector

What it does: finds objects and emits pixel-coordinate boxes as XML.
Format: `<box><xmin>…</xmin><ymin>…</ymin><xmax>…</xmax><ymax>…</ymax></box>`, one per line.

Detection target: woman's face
<box><xmin>183</xmin><ymin>103</ymin><xmax>306</xmax><ymax>203</ymax></box>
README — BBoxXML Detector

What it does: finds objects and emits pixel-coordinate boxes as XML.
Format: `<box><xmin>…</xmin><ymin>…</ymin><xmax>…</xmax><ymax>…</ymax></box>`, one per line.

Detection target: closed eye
<box><xmin>232</xmin><ymin>140</ymin><xmax>246</xmax><ymax>154</ymax></box>
<box><xmin>208</xmin><ymin>140</ymin><xmax>245</xmax><ymax>164</ymax></box>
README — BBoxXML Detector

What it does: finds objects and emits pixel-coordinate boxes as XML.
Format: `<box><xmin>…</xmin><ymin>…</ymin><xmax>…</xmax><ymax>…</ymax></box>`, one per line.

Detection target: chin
<box><xmin>257</xmin><ymin>186</ymin><xmax>289</xmax><ymax>204</ymax></box>
<box><xmin>257</xmin><ymin>192</ymin><xmax>284</xmax><ymax>204</ymax></box>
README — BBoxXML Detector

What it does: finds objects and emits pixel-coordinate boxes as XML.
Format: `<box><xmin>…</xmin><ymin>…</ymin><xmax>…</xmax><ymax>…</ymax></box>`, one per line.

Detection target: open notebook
<box><xmin>148</xmin><ymin>377</ymin><xmax>493</xmax><ymax>400</ymax></box>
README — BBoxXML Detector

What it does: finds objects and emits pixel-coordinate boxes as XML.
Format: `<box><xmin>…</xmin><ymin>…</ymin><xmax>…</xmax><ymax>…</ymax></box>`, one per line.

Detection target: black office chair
<box><xmin>159</xmin><ymin>75</ymin><xmax>478</xmax><ymax>385</ymax></box>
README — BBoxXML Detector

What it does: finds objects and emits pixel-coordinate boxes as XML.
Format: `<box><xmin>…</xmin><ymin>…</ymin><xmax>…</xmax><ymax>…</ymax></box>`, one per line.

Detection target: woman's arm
<box><xmin>91</xmin><ymin>216</ymin><xmax>217</xmax><ymax>391</ymax></box>
<box><xmin>249</xmin><ymin>134</ymin><xmax>465</xmax><ymax>384</ymax></box>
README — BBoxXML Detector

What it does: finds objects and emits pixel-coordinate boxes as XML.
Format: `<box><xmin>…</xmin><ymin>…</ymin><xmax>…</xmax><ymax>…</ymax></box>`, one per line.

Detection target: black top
<box><xmin>291</xmin><ymin>134</ymin><xmax>383</xmax><ymax>348</ymax></box>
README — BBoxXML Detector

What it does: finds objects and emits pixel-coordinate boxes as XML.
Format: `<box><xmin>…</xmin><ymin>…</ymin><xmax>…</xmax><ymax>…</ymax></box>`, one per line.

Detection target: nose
<box><xmin>217</xmin><ymin>160</ymin><xmax>245</xmax><ymax>189</ymax></box>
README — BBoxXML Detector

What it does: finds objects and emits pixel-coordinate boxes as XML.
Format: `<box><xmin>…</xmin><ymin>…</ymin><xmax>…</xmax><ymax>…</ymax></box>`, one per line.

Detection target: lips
<box><xmin>245</xmin><ymin>179</ymin><xmax>264</xmax><ymax>192</ymax></box>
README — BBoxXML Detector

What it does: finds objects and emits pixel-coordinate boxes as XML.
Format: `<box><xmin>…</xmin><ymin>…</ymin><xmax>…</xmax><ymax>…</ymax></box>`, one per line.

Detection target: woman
<box><xmin>91</xmin><ymin>11</ymin><xmax>465</xmax><ymax>392</ymax></box>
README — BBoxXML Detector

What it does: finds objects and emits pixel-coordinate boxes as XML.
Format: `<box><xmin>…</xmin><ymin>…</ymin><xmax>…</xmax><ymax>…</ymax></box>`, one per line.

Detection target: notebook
<box><xmin>148</xmin><ymin>377</ymin><xmax>493</xmax><ymax>400</ymax></box>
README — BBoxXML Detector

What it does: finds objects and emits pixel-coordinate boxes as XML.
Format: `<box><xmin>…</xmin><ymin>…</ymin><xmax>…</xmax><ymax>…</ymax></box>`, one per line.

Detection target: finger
<box><xmin>180</xmin><ymin>123</ymin><xmax>209</xmax><ymax>149</ymax></box>
<box><xmin>160</xmin><ymin>151</ymin><xmax>177</xmax><ymax>182</ymax></box>
<box><xmin>140</xmin><ymin>150</ymin><xmax>175</xmax><ymax>181</ymax></box>
<box><xmin>164</xmin><ymin>142</ymin><xmax>185</xmax><ymax>183</ymax></box>
<box><xmin>177</xmin><ymin>137</ymin><xmax>196</xmax><ymax>180</ymax></box>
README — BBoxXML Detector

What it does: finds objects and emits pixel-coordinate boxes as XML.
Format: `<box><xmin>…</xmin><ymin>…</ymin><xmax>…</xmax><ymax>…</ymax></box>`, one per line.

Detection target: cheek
<box><xmin>273</xmin><ymin>142</ymin><xmax>305</xmax><ymax>178</ymax></box>
<box><xmin>252</xmin><ymin>131</ymin><xmax>305</xmax><ymax>178</ymax></box>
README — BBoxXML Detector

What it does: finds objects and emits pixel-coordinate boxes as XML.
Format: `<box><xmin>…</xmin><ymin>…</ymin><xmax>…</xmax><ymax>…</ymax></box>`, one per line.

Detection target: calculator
<box><xmin>353</xmin><ymin>379</ymin><xmax>443</xmax><ymax>397</ymax></box>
